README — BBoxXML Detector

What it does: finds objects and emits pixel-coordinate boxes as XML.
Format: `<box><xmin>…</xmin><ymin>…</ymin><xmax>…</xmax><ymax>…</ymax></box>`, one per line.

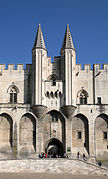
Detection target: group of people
<box><xmin>39</xmin><ymin>152</ymin><xmax>68</xmax><ymax>158</ymax></box>
<box><xmin>77</xmin><ymin>152</ymin><xmax>87</xmax><ymax>161</ymax></box>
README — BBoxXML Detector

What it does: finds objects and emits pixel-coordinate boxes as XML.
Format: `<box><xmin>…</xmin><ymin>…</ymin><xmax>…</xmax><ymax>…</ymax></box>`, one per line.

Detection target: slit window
<box><xmin>97</xmin><ymin>97</ymin><xmax>101</xmax><ymax>104</ymax></box>
<box><xmin>78</xmin><ymin>132</ymin><xmax>82</xmax><ymax>139</ymax></box>
<box><xmin>103</xmin><ymin>132</ymin><xmax>107</xmax><ymax>140</ymax></box>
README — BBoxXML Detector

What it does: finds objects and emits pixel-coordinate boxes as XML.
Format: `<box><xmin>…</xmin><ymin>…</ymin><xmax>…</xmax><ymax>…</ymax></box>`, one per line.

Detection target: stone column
<box><xmin>36</xmin><ymin>119</ymin><xmax>43</xmax><ymax>155</ymax></box>
<box><xmin>88</xmin><ymin>115</ymin><xmax>96</xmax><ymax>163</ymax></box>
<box><xmin>60</xmin><ymin>105</ymin><xmax>76</xmax><ymax>158</ymax></box>
<box><xmin>13</xmin><ymin>121</ymin><xmax>18</xmax><ymax>159</ymax></box>
<box><xmin>65</xmin><ymin>118</ymin><xmax>72</xmax><ymax>157</ymax></box>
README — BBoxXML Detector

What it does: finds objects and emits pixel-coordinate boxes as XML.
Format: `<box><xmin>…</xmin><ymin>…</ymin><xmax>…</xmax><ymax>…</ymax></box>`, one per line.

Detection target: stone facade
<box><xmin>0</xmin><ymin>24</ymin><xmax>108</xmax><ymax>161</ymax></box>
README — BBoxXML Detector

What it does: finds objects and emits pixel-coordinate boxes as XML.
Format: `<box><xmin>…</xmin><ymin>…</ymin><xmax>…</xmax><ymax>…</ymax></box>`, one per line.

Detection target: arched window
<box><xmin>7</xmin><ymin>85</ymin><xmax>19</xmax><ymax>103</ymax></box>
<box><xmin>55</xmin><ymin>91</ymin><xmax>58</xmax><ymax>98</ymax></box>
<box><xmin>46</xmin><ymin>91</ymin><xmax>50</xmax><ymax>98</ymax></box>
<box><xmin>50</xmin><ymin>91</ymin><xmax>54</xmax><ymax>98</ymax></box>
<box><xmin>77</xmin><ymin>88</ymin><xmax>88</xmax><ymax>104</ymax></box>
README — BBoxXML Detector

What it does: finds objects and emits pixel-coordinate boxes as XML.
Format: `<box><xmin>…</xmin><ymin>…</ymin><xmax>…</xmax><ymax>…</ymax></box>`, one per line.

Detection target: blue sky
<box><xmin>0</xmin><ymin>0</ymin><xmax>108</xmax><ymax>68</ymax></box>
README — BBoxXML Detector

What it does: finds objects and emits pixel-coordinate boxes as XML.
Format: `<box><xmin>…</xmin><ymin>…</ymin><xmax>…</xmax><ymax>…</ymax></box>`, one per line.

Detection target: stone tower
<box><xmin>60</xmin><ymin>24</ymin><xmax>76</xmax><ymax>106</ymax></box>
<box><xmin>32</xmin><ymin>24</ymin><xmax>47</xmax><ymax>106</ymax></box>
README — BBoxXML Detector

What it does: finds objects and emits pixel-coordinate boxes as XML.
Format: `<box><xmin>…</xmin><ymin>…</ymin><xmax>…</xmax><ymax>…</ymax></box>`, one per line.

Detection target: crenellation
<box><xmin>17</xmin><ymin>64</ymin><xmax>24</xmax><ymax>71</ymax></box>
<box><xmin>0</xmin><ymin>64</ymin><xmax>33</xmax><ymax>73</ymax></box>
<box><xmin>8</xmin><ymin>64</ymin><xmax>15</xmax><ymax>70</ymax></box>
<box><xmin>0</xmin><ymin>64</ymin><xmax>6</xmax><ymax>71</ymax></box>
<box><xmin>93</xmin><ymin>64</ymin><xmax>100</xmax><ymax>72</ymax></box>
<box><xmin>75</xmin><ymin>64</ymin><xmax>82</xmax><ymax>72</ymax></box>
<box><xmin>102</xmin><ymin>63</ymin><xmax>108</xmax><ymax>72</ymax></box>
<box><xmin>75</xmin><ymin>63</ymin><xmax>108</xmax><ymax>73</ymax></box>
<box><xmin>84</xmin><ymin>64</ymin><xmax>91</xmax><ymax>71</ymax></box>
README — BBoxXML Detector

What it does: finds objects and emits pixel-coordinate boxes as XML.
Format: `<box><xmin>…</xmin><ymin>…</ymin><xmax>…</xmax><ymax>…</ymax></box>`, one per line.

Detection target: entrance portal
<box><xmin>45</xmin><ymin>138</ymin><xmax>64</xmax><ymax>157</ymax></box>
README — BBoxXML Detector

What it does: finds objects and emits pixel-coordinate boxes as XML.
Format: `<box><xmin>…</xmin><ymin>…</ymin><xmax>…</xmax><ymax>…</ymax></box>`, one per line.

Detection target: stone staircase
<box><xmin>0</xmin><ymin>158</ymin><xmax>107</xmax><ymax>176</ymax></box>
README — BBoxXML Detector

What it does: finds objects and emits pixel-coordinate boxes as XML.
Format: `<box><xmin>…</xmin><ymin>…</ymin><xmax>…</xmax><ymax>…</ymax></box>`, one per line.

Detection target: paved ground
<box><xmin>0</xmin><ymin>173</ymin><xmax>107</xmax><ymax>179</ymax></box>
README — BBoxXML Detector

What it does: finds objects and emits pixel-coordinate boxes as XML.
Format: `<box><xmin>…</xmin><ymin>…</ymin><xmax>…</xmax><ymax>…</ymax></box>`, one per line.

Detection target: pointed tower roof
<box><xmin>32</xmin><ymin>24</ymin><xmax>47</xmax><ymax>51</ymax></box>
<box><xmin>61</xmin><ymin>24</ymin><xmax>75</xmax><ymax>51</ymax></box>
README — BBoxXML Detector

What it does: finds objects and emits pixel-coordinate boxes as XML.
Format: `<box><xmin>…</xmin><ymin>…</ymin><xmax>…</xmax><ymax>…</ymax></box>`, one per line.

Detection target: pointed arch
<box><xmin>50</xmin><ymin>91</ymin><xmax>54</xmax><ymax>98</ymax></box>
<box><xmin>19</xmin><ymin>113</ymin><xmax>36</xmax><ymax>151</ymax></box>
<box><xmin>7</xmin><ymin>85</ymin><xmax>19</xmax><ymax>103</ymax></box>
<box><xmin>7</xmin><ymin>85</ymin><xmax>19</xmax><ymax>93</ymax></box>
<box><xmin>47</xmin><ymin>74</ymin><xmax>58</xmax><ymax>86</ymax></box>
<box><xmin>77</xmin><ymin>88</ymin><xmax>89</xmax><ymax>104</ymax></box>
<box><xmin>95</xmin><ymin>113</ymin><xmax>108</xmax><ymax>160</ymax></box>
<box><xmin>42</xmin><ymin>110</ymin><xmax>66</xmax><ymax>153</ymax></box>
<box><xmin>47</xmin><ymin>74</ymin><xmax>58</xmax><ymax>81</ymax></box>
<box><xmin>0</xmin><ymin>113</ymin><xmax>13</xmax><ymax>148</ymax></box>
<box><xmin>46</xmin><ymin>91</ymin><xmax>50</xmax><ymax>98</ymax></box>
<box><xmin>72</xmin><ymin>113</ymin><xmax>89</xmax><ymax>155</ymax></box>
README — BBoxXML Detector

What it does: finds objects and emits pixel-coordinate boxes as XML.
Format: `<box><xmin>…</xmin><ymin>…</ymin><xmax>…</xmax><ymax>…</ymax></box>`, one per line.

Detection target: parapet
<box><xmin>76</xmin><ymin>63</ymin><xmax>108</xmax><ymax>73</ymax></box>
<box><xmin>0</xmin><ymin>64</ymin><xmax>32</xmax><ymax>73</ymax></box>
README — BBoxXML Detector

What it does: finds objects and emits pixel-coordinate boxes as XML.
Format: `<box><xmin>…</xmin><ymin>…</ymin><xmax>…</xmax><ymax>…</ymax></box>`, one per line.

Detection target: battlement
<box><xmin>76</xmin><ymin>63</ymin><xmax>108</xmax><ymax>73</ymax></box>
<box><xmin>0</xmin><ymin>64</ymin><xmax>32</xmax><ymax>72</ymax></box>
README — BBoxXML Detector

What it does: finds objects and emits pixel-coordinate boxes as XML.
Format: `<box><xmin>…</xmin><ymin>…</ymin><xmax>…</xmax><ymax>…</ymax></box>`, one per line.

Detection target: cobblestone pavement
<box><xmin>0</xmin><ymin>173</ymin><xmax>107</xmax><ymax>179</ymax></box>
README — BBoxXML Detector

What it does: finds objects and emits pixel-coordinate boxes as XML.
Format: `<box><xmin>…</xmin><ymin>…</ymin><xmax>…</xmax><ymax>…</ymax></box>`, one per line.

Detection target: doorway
<box><xmin>45</xmin><ymin>138</ymin><xmax>64</xmax><ymax>157</ymax></box>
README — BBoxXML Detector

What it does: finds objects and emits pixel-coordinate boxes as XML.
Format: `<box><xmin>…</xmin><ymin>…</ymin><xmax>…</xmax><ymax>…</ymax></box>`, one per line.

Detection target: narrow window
<box><xmin>55</xmin><ymin>91</ymin><xmax>57</xmax><ymax>98</ymax></box>
<box><xmin>103</xmin><ymin>132</ymin><xmax>107</xmax><ymax>140</ymax></box>
<box><xmin>84</xmin><ymin>98</ymin><xmax>87</xmax><ymax>104</ymax></box>
<box><xmin>50</xmin><ymin>92</ymin><xmax>53</xmax><ymax>98</ymax></box>
<box><xmin>78</xmin><ymin>88</ymin><xmax>88</xmax><ymax>105</ymax></box>
<box><xmin>52</xmin><ymin>114</ymin><xmax>58</xmax><ymax>122</ymax></box>
<box><xmin>46</xmin><ymin>91</ymin><xmax>50</xmax><ymax>98</ymax></box>
<box><xmin>84</xmin><ymin>143</ymin><xmax>86</xmax><ymax>147</ymax></box>
<box><xmin>80</xmin><ymin>98</ymin><xmax>83</xmax><ymax>104</ymax></box>
<box><xmin>78</xmin><ymin>132</ymin><xmax>82</xmax><ymax>139</ymax></box>
<box><xmin>10</xmin><ymin>93</ymin><xmax>17</xmax><ymax>103</ymax></box>
<box><xmin>51</xmin><ymin>80</ymin><xmax>56</xmax><ymax>86</ymax></box>
<box><xmin>14</xmin><ymin>93</ymin><xmax>17</xmax><ymax>103</ymax></box>
<box><xmin>97</xmin><ymin>97</ymin><xmax>101</xmax><ymax>104</ymax></box>
<box><xmin>80</xmin><ymin>98</ymin><xmax>87</xmax><ymax>104</ymax></box>
<box><xmin>10</xmin><ymin>93</ymin><xmax>13</xmax><ymax>103</ymax></box>
<box><xmin>8</xmin><ymin>85</ymin><xmax>18</xmax><ymax>103</ymax></box>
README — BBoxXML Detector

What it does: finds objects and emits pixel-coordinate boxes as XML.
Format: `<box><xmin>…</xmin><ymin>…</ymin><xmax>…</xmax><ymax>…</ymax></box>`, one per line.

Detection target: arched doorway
<box><xmin>42</xmin><ymin>110</ymin><xmax>66</xmax><ymax>155</ymax></box>
<box><xmin>19</xmin><ymin>113</ymin><xmax>36</xmax><ymax>151</ymax></box>
<box><xmin>0</xmin><ymin>113</ymin><xmax>13</xmax><ymax>148</ymax></box>
<box><xmin>95</xmin><ymin>114</ymin><xmax>108</xmax><ymax>160</ymax></box>
<box><xmin>72</xmin><ymin>114</ymin><xmax>89</xmax><ymax>156</ymax></box>
<box><xmin>45</xmin><ymin>138</ymin><xmax>64</xmax><ymax>157</ymax></box>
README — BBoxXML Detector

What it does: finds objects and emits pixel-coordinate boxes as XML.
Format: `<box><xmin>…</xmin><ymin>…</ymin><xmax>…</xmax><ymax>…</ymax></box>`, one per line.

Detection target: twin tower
<box><xmin>31</xmin><ymin>24</ymin><xmax>76</xmax><ymax>115</ymax></box>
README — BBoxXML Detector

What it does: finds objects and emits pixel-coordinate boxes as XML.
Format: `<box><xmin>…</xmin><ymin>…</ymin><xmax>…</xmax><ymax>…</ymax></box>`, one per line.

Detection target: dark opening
<box><xmin>80</xmin><ymin>98</ymin><xmax>87</xmax><ymax>104</ymax></box>
<box><xmin>52</xmin><ymin>113</ymin><xmax>58</xmax><ymax>122</ymax></box>
<box><xmin>10</xmin><ymin>93</ymin><xmax>17</xmax><ymax>103</ymax></box>
<box><xmin>45</xmin><ymin>138</ymin><xmax>64</xmax><ymax>157</ymax></box>
<box><xmin>97</xmin><ymin>97</ymin><xmax>101</xmax><ymax>104</ymax></box>
<box><xmin>51</xmin><ymin>80</ymin><xmax>56</xmax><ymax>86</ymax></box>
<box><xmin>103</xmin><ymin>132</ymin><xmax>107</xmax><ymax>140</ymax></box>
<box><xmin>78</xmin><ymin>132</ymin><xmax>82</xmax><ymax>139</ymax></box>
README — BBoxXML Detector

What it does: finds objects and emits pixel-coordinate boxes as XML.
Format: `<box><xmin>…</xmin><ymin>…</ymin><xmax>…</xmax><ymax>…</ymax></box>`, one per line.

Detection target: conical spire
<box><xmin>32</xmin><ymin>24</ymin><xmax>47</xmax><ymax>51</ymax></box>
<box><xmin>61</xmin><ymin>24</ymin><xmax>75</xmax><ymax>51</ymax></box>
